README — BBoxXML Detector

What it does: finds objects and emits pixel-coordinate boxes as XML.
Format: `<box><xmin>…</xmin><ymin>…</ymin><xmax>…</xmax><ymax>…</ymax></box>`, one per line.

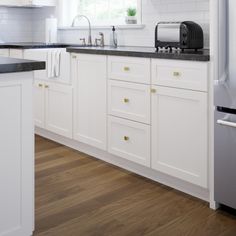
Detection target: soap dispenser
<box><xmin>110</xmin><ymin>26</ymin><xmax>118</xmax><ymax>48</ymax></box>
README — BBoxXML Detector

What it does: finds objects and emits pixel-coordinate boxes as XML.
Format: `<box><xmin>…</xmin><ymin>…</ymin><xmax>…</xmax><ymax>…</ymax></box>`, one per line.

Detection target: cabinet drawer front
<box><xmin>108</xmin><ymin>116</ymin><xmax>151</xmax><ymax>167</ymax></box>
<box><xmin>108</xmin><ymin>80</ymin><xmax>151</xmax><ymax>124</ymax></box>
<box><xmin>152</xmin><ymin>59</ymin><xmax>208</xmax><ymax>91</ymax></box>
<box><xmin>108</xmin><ymin>56</ymin><xmax>151</xmax><ymax>84</ymax></box>
<box><xmin>9</xmin><ymin>49</ymin><xmax>23</xmax><ymax>59</ymax></box>
<box><xmin>0</xmin><ymin>49</ymin><xmax>9</xmax><ymax>57</ymax></box>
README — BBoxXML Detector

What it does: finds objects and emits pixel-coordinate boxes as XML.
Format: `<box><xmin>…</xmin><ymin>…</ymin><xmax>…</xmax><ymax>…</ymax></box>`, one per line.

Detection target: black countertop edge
<box><xmin>0</xmin><ymin>43</ymin><xmax>80</xmax><ymax>49</ymax></box>
<box><xmin>66</xmin><ymin>47</ymin><xmax>210</xmax><ymax>62</ymax></box>
<box><xmin>0</xmin><ymin>43</ymin><xmax>210</xmax><ymax>62</ymax></box>
<box><xmin>0</xmin><ymin>57</ymin><xmax>45</xmax><ymax>74</ymax></box>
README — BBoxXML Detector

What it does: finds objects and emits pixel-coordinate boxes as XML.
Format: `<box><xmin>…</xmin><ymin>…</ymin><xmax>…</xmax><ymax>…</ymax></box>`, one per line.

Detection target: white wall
<box><xmin>37</xmin><ymin>0</ymin><xmax>209</xmax><ymax>48</ymax></box>
<box><xmin>0</xmin><ymin>0</ymin><xmax>210</xmax><ymax>48</ymax></box>
<box><xmin>0</xmin><ymin>7</ymin><xmax>33</xmax><ymax>42</ymax></box>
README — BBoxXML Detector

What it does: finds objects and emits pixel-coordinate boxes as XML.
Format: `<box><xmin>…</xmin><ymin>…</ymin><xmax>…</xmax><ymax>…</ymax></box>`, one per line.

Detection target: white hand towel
<box><xmin>47</xmin><ymin>49</ymin><xmax>61</xmax><ymax>78</ymax></box>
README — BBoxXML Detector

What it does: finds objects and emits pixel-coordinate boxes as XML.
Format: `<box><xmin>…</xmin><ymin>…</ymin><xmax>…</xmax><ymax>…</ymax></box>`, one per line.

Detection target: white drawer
<box><xmin>108</xmin><ymin>56</ymin><xmax>151</xmax><ymax>84</ymax></box>
<box><xmin>9</xmin><ymin>49</ymin><xmax>24</xmax><ymax>59</ymax></box>
<box><xmin>108</xmin><ymin>80</ymin><xmax>151</xmax><ymax>124</ymax></box>
<box><xmin>0</xmin><ymin>49</ymin><xmax>9</xmax><ymax>57</ymax></box>
<box><xmin>108</xmin><ymin>116</ymin><xmax>151</xmax><ymax>167</ymax></box>
<box><xmin>152</xmin><ymin>59</ymin><xmax>208</xmax><ymax>92</ymax></box>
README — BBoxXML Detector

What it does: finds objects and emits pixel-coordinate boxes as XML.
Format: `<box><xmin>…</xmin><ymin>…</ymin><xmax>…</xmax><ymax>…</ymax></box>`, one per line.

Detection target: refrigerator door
<box><xmin>215</xmin><ymin>0</ymin><xmax>236</xmax><ymax>109</ymax></box>
<box><xmin>215</xmin><ymin>110</ymin><xmax>236</xmax><ymax>209</ymax></box>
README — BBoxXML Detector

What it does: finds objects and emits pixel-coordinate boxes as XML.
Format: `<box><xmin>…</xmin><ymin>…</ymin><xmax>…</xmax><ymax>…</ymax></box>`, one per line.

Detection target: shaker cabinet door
<box><xmin>151</xmin><ymin>86</ymin><xmax>208</xmax><ymax>188</ymax></box>
<box><xmin>72</xmin><ymin>54</ymin><xmax>107</xmax><ymax>150</ymax></box>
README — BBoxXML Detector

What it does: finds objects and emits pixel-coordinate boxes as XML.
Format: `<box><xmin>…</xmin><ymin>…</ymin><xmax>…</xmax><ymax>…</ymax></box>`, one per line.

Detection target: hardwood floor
<box><xmin>34</xmin><ymin>136</ymin><xmax>236</xmax><ymax>236</ymax></box>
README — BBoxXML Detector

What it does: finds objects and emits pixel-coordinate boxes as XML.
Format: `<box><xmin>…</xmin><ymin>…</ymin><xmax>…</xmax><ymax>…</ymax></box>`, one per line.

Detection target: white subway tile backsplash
<box><xmin>0</xmin><ymin>0</ymin><xmax>210</xmax><ymax>48</ymax></box>
<box><xmin>55</xmin><ymin>0</ymin><xmax>210</xmax><ymax>48</ymax></box>
<box><xmin>0</xmin><ymin>7</ymin><xmax>33</xmax><ymax>42</ymax></box>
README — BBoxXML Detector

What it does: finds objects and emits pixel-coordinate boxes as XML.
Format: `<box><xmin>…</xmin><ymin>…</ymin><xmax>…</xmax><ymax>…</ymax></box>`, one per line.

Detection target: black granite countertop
<box><xmin>67</xmin><ymin>46</ymin><xmax>210</xmax><ymax>62</ymax></box>
<box><xmin>0</xmin><ymin>42</ymin><xmax>210</xmax><ymax>61</ymax></box>
<box><xmin>0</xmin><ymin>42</ymin><xmax>78</xmax><ymax>49</ymax></box>
<box><xmin>0</xmin><ymin>57</ymin><xmax>45</xmax><ymax>74</ymax></box>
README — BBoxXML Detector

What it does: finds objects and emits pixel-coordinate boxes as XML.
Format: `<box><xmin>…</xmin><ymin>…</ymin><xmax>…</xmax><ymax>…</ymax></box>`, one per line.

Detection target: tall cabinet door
<box><xmin>45</xmin><ymin>83</ymin><xmax>73</xmax><ymax>138</ymax></box>
<box><xmin>34</xmin><ymin>80</ymin><xmax>45</xmax><ymax>128</ymax></box>
<box><xmin>151</xmin><ymin>86</ymin><xmax>208</xmax><ymax>188</ymax></box>
<box><xmin>72</xmin><ymin>54</ymin><xmax>107</xmax><ymax>150</ymax></box>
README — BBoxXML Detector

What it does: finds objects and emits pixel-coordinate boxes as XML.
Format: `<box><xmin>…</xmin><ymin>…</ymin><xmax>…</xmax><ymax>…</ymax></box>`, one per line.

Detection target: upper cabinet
<box><xmin>0</xmin><ymin>0</ymin><xmax>56</xmax><ymax>7</ymax></box>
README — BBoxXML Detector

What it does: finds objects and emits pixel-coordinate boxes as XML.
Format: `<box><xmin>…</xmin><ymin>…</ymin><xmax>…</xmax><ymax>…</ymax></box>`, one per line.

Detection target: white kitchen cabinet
<box><xmin>72</xmin><ymin>53</ymin><xmax>107</xmax><ymax>151</ymax></box>
<box><xmin>0</xmin><ymin>0</ymin><xmax>56</xmax><ymax>7</ymax></box>
<box><xmin>152</xmin><ymin>59</ymin><xmax>208</xmax><ymax>92</ymax></box>
<box><xmin>108</xmin><ymin>80</ymin><xmax>151</xmax><ymax>124</ymax></box>
<box><xmin>108</xmin><ymin>56</ymin><xmax>151</xmax><ymax>84</ymax></box>
<box><xmin>108</xmin><ymin>116</ymin><xmax>151</xmax><ymax>167</ymax></box>
<box><xmin>0</xmin><ymin>0</ymin><xmax>21</xmax><ymax>6</ymax></box>
<box><xmin>9</xmin><ymin>49</ymin><xmax>24</xmax><ymax>59</ymax></box>
<box><xmin>0</xmin><ymin>72</ymin><xmax>34</xmax><ymax>236</ymax></box>
<box><xmin>34</xmin><ymin>80</ymin><xmax>73</xmax><ymax>138</ymax></box>
<box><xmin>151</xmin><ymin>85</ymin><xmax>208</xmax><ymax>188</ymax></box>
<box><xmin>22</xmin><ymin>0</ymin><xmax>56</xmax><ymax>6</ymax></box>
<box><xmin>45</xmin><ymin>82</ymin><xmax>73</xmax><ymax>138</ymax></box>
<box><xmin>0</xmin><ymin>49</ymin><xmax>9</xmax><ymax>57</ymax></box>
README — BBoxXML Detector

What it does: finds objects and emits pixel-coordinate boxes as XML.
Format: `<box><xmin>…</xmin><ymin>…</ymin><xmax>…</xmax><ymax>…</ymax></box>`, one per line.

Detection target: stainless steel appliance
<box><xmin>154</xmin><ymin>21</ymin><xmax>204</xmax><ymax>51</ymax></box>
<box><xmin>215</xmin><ymin>0</ymin><xmax>236</xmax><ymax>209</ymax></box>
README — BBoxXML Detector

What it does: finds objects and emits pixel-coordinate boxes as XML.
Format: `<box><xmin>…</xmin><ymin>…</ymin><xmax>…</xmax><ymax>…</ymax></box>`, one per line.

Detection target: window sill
<box><xmin>58</xmin><ymin>24</ymin><xmax>145</xmax><ymax>30</ymax></box>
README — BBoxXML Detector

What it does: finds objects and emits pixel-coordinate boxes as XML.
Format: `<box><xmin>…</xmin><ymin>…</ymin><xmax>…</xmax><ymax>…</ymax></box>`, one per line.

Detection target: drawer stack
<box><xmin>107</xmin><ymin>56</ymin><xmax>151</xmax><ymax>167</ymax></box>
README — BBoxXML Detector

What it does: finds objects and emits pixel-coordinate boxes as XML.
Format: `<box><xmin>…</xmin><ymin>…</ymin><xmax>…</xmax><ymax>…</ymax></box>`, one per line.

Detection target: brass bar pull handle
<box><xmin>123</xmin><ymin>98</ymin><xmax>129</xmax><ymax>103</ymax></box>
<box><xmin>124</xmin><ymin>66</ymin><xmax>130</xmax><ymax>72</ymax></box>
<box><xmin>38</xmin><ymin>83</ymin><xmax>43</xmax><ymax>88</ymax></box>
<box><xmin>124</xmin><ymin>136</ymin><xmax>130</xmax><ymax>141</ymax></box>
<box><xmin>151</xmin><ymin>88</ymin><xmax>157</xmax><ymax>93</ymax></box>
<box><xmin>173</xmin><ymin>71</ymin><xmax>181</xmax><ymax>77</ymax></box>
<box><xmin>45</xmin><ymin>85</ymin><xmax>49</xmax><ymax>89</ymax></box>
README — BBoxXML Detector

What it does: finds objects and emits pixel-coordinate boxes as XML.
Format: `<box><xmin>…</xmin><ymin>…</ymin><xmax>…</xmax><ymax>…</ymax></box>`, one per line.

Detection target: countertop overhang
<box><xmin>0</xmin><ymin>42</ymin><xmax>74</xmax><ymax>49</ymax></box>
<box><xmin>0</xmin><ymin>57</ymin><xmax>45</xmax><ymax>74</ymax></box>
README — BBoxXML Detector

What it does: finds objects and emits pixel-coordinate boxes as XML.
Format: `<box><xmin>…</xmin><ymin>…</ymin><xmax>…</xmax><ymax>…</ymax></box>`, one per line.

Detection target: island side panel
<box><xmin>0</xmin><ymin>72</ymin><xmax>34</xmax><ymax>236</ymax></box>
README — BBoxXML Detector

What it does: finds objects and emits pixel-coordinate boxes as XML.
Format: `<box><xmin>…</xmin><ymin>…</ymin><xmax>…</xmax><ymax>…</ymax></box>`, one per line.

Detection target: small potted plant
<box><xmin>126</xmin><ymin>7</ymin><xmax>137</xmax><ymax>24</ymax></box>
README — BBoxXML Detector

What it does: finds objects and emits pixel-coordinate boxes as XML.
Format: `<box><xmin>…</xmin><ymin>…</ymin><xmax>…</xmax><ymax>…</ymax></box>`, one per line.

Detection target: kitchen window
<box><xmin>58</xmin><ymin>0</ymin><xmax>141</xmax><ymax>28</ymax></box>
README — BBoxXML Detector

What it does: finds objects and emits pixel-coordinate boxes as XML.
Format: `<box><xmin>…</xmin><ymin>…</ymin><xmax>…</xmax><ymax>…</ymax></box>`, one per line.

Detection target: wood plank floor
<box><xmin>34</xmin><ymin>135</ymin><xmax>236</xmax><ymax>236</ymax></box>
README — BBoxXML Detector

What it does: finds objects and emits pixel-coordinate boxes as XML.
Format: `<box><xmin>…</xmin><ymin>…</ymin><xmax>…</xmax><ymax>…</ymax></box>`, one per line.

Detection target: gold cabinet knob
<box><xmin>151</xmin><ymin>88</ymin><xmax>157</xmax><ymax>93</ymax></box>
<box><xmin>45</xmin><ymin>85</ymin><xmax>49</xmax><ymax>89</ymax></box>
<box><xmin>72</xmin><ymin>55</ymin><xmax>77</xmax><ymax>59</ymax></box>
<box><xmin>173</xmin><ymin>71</ymin><xmax>181</xmax><ymax>77</ymax></box>
<box><xmin>124</xmin><ymin>66</ymin><xmax>130</xmax><ymax>72</ymax></box>
<box><xmin>123</xmin><ymin>98</ymin><xmax>130</xmax><ymax>103</ymax></box>
<box><xmin>38</xmin><ymin>83</ymin><xmax>43</xmax><ymax>88</ymax></box>
<box><xmin>124</xmin><ymin>136</ymin><xmax>130</xmax><ymax>141</ymax></box>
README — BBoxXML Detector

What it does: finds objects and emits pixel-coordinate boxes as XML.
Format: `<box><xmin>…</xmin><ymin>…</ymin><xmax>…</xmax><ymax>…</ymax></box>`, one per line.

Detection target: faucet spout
<box><xmin>71</xmin><ymin>15</ymin><xmax>92</xmax><ymax>46</ymax></box>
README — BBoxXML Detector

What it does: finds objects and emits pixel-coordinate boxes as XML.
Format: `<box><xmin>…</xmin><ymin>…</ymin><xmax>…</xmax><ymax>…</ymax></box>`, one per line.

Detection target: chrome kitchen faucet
<box><xmin>71</xmin><ymin>15</ymin><xmax>92</xmax><ymax>46</ymax></box>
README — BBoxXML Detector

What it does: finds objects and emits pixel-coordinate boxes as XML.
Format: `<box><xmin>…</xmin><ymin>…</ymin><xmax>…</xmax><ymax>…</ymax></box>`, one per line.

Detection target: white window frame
<box><xmin>57</xmin><ymin>0</ymin><xmax>143</xmax><ymax>29</ymax></box>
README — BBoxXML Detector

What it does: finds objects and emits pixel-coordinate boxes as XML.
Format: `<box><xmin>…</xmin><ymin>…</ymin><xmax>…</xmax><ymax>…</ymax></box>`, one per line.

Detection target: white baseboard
<box><xmin>36</xmin><ymin>127</ymin><xmax>210</xmax><ymax>204</ymax></box>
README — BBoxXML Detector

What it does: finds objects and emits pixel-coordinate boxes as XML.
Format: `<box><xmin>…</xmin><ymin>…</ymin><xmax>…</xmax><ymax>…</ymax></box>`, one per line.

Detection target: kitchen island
<box><xmin>0</xmin><ymin>57</ymin><xmax>45</xmax><ymax>236</ymax></box>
